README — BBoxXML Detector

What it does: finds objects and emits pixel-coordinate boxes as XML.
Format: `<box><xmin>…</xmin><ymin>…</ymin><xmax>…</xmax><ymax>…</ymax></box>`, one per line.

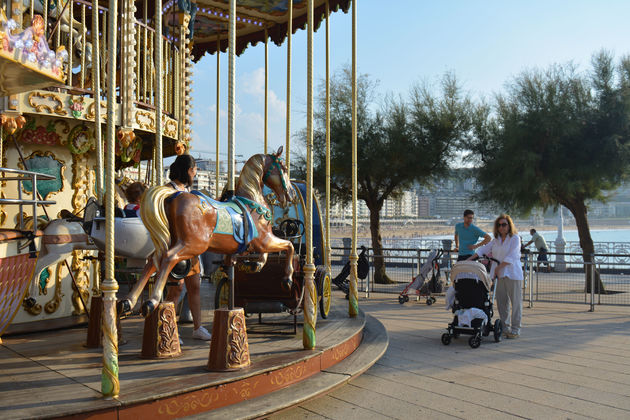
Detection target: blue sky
<box><xmin>189</xmin><ymin>0</ymin><xmax>630</xmax><ymax>163</ymax></box>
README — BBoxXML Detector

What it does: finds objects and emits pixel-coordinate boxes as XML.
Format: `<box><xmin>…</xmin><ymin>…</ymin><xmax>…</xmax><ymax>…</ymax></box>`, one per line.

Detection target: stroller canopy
<box><xmin>451</xmin><ymin>261</ymin><xmax>493</xmax><ymax>291</ymax></box>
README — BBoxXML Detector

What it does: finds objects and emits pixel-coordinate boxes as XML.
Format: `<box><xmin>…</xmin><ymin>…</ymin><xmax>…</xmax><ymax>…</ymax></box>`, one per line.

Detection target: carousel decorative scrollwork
<box><xmin>70</xmin><ymin>152</ymin><xmax>93</xmax><ymax>314</ymax></box>
<box><xmin>157</xmin><ymin>304</ymin><xmax>179</xmax><ymax>355</ymax></box>
<box><xmin>27</xmin><ymin>92</ymin><xmax>68</xmax><ymax>116</ymax></box>
<box><xmin>227</xmin><ymin>311</ymin><xmax>250</xmax><ymax>367</ymax></box>
<box><xmin>44</xmin><ymin>262</ymin><xmax>65</xmax><ymax>314</ymax></box>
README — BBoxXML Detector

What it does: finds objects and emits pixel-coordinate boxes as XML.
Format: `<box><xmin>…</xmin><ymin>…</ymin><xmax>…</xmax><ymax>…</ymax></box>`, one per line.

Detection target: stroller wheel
<box><xmin>469</xmin><ymin>334</ymin><xmax>481</xmax><ymax>349</ymax></box>
<box><xmin>426</xmin><ymin>298</ymin><xmax>433</xmax><ymax>306</ymax></box>
<box><xmin>493</xmin><ymin>319</ymin><xmax>503</xmax><ymax>342</ymax></box>
<box><xmin>398</xmin><ymin>295</ymin><xmax>406</xmax><ymax>304</ymax></box>
<box><xmin>431</xmin><ymin>296</ymin><xmax>437</xmax><ymax>304</ymax></box>
<box><xmin>441</xmin><ymin>333</ymin><xmax>451</xmax><ymax>345</ymax></box>
<box><xmin>404</xmin><ymin>295</ymin><xmax>409</xmax><ymax>302</ymax></box>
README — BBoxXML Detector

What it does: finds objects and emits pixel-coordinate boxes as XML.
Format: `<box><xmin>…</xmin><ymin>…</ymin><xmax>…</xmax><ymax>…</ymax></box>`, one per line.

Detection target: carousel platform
<box><xmin>0</xmin><ymin>294</ymin><xmax>387</xmax><ymax>419</ymax></box>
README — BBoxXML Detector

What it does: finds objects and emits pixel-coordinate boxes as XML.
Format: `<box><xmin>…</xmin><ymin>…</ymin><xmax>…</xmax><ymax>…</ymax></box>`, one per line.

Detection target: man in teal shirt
<box><xmin>454</xmin><ymin>209</ymin><xmax>491</xmax><ymax>261</ymax></box>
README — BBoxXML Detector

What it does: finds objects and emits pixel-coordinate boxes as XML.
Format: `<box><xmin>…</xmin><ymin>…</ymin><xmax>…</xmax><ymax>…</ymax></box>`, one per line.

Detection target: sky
<box><xmin>189</xmin><ymin>0</ymin><xmax>630</xmax><ymax>165</ymax></box>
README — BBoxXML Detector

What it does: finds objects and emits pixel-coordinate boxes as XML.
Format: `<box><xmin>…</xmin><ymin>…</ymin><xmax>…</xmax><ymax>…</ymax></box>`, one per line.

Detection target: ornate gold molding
<box><xmin>44</xmin><ymin>262</ymin><xmax>65</xmax><ymax>314</ymax></box>
<box><xmin>27</xmin><ymin>92</ymin><xmax>68</xmax><ymax>116</ymax></box>
<box><xmin>135</xmin><ymin>109</ymin><xmax>156</xmax><ymax>131</ymax></box>
<box><xmin>86</xmin><ymin>100</ymin><xmax>107</xmax><ymax>121</ymax></box>
<box><xmin>71</xmin><ymin>152</ymin><xmax>92</xmax><ymax>314</ymax></box>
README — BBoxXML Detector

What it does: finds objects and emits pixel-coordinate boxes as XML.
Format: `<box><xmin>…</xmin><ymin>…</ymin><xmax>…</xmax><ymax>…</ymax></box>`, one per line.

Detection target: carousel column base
<box><xmin>85</xmin><ymin>295</ymin><xmax>123</xmax><ymax>348</ymax></box>
<box><xmin>141</xmin><ymin>302</ymin><xmax>182</xmax><ymax>359</ymax></box>
<box><xmin>207</xmin><ymin>308</ymin><xmax>251</xmax><ymax>371</ymax></box>
<box><xmin>86</xmin><ymin>295</ymin><xmax>103</xmax><ymax>348</ymax></box>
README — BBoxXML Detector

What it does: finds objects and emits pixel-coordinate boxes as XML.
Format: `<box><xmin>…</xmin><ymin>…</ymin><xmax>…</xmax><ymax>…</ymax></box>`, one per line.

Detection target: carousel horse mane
<box><xmin>140</xmin><ymin>185</ymin><xmax>177</xmax><ymax>267</ymax></box>
<box><xmin>235</xmin><ymin>154</ymin><xmax>266</xmax><ymax>199</ymax></box>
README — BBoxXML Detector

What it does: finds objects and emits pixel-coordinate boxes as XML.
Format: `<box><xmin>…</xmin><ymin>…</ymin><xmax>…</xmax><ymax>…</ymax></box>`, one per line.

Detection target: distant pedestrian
<box><xmin>454</xmin><ymin>209</ymin><xmax>491</xmax><ymax>261</ymax></box>
<box><xmin>524</xmin><ymin>228</ymin><xmax>550</xmax><ymax>272</ymax></box>
<box><xmin>469</xmin><ymin>213</ymin><xmax>523</xmax><ymax>339</ymax></box>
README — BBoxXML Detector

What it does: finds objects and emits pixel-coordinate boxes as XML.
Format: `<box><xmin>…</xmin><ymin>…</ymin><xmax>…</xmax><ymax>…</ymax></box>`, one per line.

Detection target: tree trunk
<box><xmin>566</xmin><ymin>200</ymin><xmax>606</xmax><ymax>293</ymax></box>
<box><xmin>368</xmin><ymin>204</ymin><xmax>394</xmax><ymax>284</ymax></box>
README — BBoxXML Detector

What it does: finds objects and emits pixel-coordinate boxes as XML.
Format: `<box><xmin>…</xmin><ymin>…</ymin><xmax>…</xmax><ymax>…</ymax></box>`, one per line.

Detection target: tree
<box><xmin>296</xmin><ymin>67</ymin><xmax>473</xmax><ymax>283</ymax></box>
<box><xmin>468</xmin><ymin>51</ymin><xmax>630</xmax><ymax>292</ymax></box>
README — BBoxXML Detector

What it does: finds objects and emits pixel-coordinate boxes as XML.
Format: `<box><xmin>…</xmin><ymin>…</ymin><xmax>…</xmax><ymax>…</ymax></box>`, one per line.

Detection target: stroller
<box><xmin>441</xmin><ymin>257</ymin><xmax>502</xmax><ymax>348</ymax></box>
<box><xmin>332</xmin><ymin>246</ymin><xmax>370</xmax><ymax>297</ymax></box>
<box><xmin>398</xmin><ymin>249</ymin><xmax>443</xmax><ymax>305</ymax></box>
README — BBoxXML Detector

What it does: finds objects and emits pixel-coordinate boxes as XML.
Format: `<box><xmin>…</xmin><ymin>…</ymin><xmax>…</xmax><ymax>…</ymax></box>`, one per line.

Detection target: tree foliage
<box><xmin>468</xmin><ymin>51</ymin><xmax>630</xmax><ymax>291</ymax></box>
<box><xmin>296</xmin><ymin>66</ymin><xmax>473</xmax><ymax>283</ymax></box>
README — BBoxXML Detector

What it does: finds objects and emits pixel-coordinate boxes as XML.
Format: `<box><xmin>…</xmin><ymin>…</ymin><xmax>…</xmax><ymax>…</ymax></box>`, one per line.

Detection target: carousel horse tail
<box><xmin>140</xmin><ymin>185</ymin><xmax>174</xmax><ymax>268</ymax></box>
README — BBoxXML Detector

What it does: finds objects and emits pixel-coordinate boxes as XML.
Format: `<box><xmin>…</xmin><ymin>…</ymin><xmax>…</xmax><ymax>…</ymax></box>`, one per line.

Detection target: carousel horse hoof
<box><xmin>141</xmin><ymin>300</ymin><xmax>156</xmax><ymax>318</ymax></box>
<box><xmin>23</xmin><ymin>297</ymin><xmax>37</xmax><ymax>309</ymax></box>
<box><xmin>117</xmin><ymin>299</ymin><xmax>132</xmax><ymax>317</ymax></box>
<box><xmin>281</xmin><ymin>277</ymin><xmax>293</xmax><ymax>291</ymax></box>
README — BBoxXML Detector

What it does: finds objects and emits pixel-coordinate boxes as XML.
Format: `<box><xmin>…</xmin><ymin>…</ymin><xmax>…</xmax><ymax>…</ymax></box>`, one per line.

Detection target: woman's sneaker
<box><xmin>192</xmin><ymin>326</ymin><xmax>212</xmax><ymax>341</ymax></box>
<box><xmin>505</xmin><ymin>332</ymin><xmax>519</xmax><ymax>339</ymax></box>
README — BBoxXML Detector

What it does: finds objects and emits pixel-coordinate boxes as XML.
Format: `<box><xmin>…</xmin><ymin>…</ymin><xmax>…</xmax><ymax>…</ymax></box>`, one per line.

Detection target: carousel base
<box><xmin>0</xmin><ymin>296</ymin><xmax>387</xmax><ymax>420</ymax></box>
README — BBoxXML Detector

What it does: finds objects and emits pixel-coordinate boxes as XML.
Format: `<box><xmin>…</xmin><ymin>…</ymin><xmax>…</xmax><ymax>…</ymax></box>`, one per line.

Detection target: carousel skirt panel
<box><xmin>0</xmin><ymin>253</ymin><xmax>38</xmax><ymax>335</ymax></box>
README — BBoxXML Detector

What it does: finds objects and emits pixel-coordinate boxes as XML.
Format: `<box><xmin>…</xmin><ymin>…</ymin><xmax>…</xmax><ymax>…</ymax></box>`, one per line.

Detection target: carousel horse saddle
<box><xmin>187</xmin><ymin>191</ymin><xmax>258</xmax><ymax>252</ymax></box>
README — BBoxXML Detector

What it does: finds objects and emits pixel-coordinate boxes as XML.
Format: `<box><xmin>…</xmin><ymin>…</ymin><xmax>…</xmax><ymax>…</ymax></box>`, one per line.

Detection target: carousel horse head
<box><xmin>237</xmin><ymin>145</ymin><xmax>295</xmax><ymax>208</ymax></box>
<box><xmin>262</xmin><ymin>146</ymin><xmax>295</xmax><ymax>208</ymax></box>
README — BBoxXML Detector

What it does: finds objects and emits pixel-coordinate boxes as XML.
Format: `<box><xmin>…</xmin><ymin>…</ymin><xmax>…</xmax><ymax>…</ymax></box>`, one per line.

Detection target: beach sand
<box><xmin>330</xmin><ymin>220</ymin><xmax>630</xmax><ymax>240</ymax></box>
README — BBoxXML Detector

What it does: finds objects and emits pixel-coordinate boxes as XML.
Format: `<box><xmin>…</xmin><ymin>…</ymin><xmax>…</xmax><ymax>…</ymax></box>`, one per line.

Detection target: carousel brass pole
<box><xmin>207</xmin><ymin>0</ymin><xmax>250</xmax><ymax>372</ymax></box>
<box><xmin>215</xmin><ymin>35</ymin><xmax>220</xmax><ymax>198</ymax></box>
<box><xmin>348</xmin><ymin>0</ymin><xmax>359</xmax><ymax>317</ymax></box>
<box><xmin>92</xmin><ymin>0</ymin><xmax>103</xmax><ymax>203</ymax></box>
<box><xmin>285</xmin><ymin>0</ymin><xmax>292</xmax><ymax>178</ymax></box>
<box><xmin>325</xmin><ymin>0</ymin><xmax>331</xmax><ymax>272</ymax></box>
<box><xmin>101</xmin><ymin>0</ymin><xmax>120</xmax><ymax>398</ymax></box>
<box><xmin>155</xmin><ymin>0</ymin><xmax>164</xmax><ymax>185</ymax></box>
<box><xmin>227</xmin><ymin>0</ymin><xmax>236</xmax><ymax>311</ymax></box>
<box><xmin>264</xmin><ymin>28</ymin><xmax>268</xmax><ymax>155</ymax></box>
<box><xmin>303</xmin><ymin>0</ymin><xmax>316</xmax><ymax>349</ymax></box>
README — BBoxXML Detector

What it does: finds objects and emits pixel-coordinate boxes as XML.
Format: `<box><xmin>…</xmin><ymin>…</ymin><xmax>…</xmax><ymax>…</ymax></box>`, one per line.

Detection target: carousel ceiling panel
<box><xmin>188</xmin><ymin>0</ymin><xmax>351</xmax><ymax>60</ymax></box>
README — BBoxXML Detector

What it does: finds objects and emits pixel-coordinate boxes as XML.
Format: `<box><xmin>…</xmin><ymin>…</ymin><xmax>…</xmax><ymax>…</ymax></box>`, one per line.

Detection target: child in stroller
<box><xmin>441</xmin><ymin>257</ymin><xmax>503</xmax><ymax>348</ymax></box>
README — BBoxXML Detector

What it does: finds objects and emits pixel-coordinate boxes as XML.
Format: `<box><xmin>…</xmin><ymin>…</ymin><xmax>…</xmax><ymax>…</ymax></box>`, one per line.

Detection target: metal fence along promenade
<box><xmin>330</xmin><ymin>246</ymin><xmax>630</xmax><ymax>309</ymax></box>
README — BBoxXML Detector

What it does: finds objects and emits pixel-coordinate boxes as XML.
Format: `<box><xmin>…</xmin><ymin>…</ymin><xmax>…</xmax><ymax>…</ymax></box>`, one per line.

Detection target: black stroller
<box><xmin>441</xmin><ymin>258</ymin><xmax>502</xmax><ymax>348</ymax></box>
<box><xmin>332</xmin><ymin>246</ymin><xmax>369</xmax><ymax>297</ymax></box>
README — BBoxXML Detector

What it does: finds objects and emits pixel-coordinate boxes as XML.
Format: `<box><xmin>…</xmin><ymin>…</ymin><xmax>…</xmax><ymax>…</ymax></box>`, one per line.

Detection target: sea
<box><xmin>424</xmin><ymin>229</ymin><xmax>630</xmax><ymax>243</ymax></box>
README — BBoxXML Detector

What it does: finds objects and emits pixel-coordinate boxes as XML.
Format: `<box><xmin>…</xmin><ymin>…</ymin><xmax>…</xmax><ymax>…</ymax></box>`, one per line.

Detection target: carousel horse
<box><xmin>118</xmin><ymin>147</ymin><xmax>296</xmax><ymax>318</ymax></box>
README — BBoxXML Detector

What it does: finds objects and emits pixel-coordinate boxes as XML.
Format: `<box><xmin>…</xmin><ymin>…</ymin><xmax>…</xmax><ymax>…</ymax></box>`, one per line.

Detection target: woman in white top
<box><xmin>470</xmin><ymin>213</ymin><xmax>523</xmax><ymax>338</ymax></box>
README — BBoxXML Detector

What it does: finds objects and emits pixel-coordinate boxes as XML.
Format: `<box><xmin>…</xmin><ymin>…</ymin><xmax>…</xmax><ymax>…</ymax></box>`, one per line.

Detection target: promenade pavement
<box><xmin>269</xmin><ymin>292</ymin><xmax>630</xmax><ymax>420</ymax></box>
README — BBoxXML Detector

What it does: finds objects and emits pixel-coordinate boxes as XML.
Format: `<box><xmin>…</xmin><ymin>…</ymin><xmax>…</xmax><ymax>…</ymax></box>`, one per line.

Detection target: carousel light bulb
<box><xmin>48</xmin><ymin>51</ymin><xmax>56</xmax><ymax>60</ymax></box>
<box><xmin>14</xmin><ymin>39</ymin><xmax>24</xmax><ymax>49</ymax></box>
<box><xmin>7</xmin><ymin>19</ymin><xmax>17</xmax><ymax>30</ymax></box>
<box><xmin>24</xmin><ymin>39</ymin><xmax>33</xmax><ymax>49</ymax></box>
<box><xmin>54</xmin><ymin>59</ymin><xmax>61</xmax><ymax>68</ymax></box>
<box><xmin>28</xmin><ymin>52</ymin><xmax>36</xmax><ymax>62</ymax></box>
<box><xmin>42</xmin><ymin>59</ymin><xmax>50</xmax><ymax>68</ymax></box>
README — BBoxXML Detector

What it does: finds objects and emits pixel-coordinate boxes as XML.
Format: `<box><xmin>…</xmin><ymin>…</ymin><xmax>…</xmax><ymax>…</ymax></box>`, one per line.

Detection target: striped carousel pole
<box><xmin>155</xmin><ymin>0</ymin><xmax>164</xmax><ymax>185</ymax></box>
<box><xmin>348</xmin><ymin>0</ymin><xmax>359</xmax><ymax>317</ymax></box>
<box><xmin>303</xmin><ymin>0</ymin><xmax>317</xmax><ymax>349</ymax></box>
<box><xmin>91</xmin><ymin>0</ymin><xmax>103</xmax><ymax>203</ymax></box>
<box><xmin>264</xmin><ymin>28</ymin><xmax>269</xmax><ymax>155</ymax></box>
<box><xmin>325</xmin><ymin>0</ymin><xmax>331</xmax><ymax>273</ymax></box>
<box><xmin>215</xmin><ymin>36</ymin><xmax>220</xmax><ymax>198</ymax></box>
<box><xmin>207</xmin><ymin>0</ymin><xmax>251</xmax><ymax>371</ymax></box>
<box><xmin>101</xmin><ymin>0</ymin><xmax>119</xmax><ymax>398</ymax></box>
<box><xmin>285</xmin><ymin>0</ymin><xmax>292</xmax><ymax>178</ymax></box>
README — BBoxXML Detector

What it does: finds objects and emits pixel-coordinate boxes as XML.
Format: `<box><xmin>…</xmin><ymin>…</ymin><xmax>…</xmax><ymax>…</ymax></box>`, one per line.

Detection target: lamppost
<box><xmin>555</xmin><ymin>206</ymin><xmax>567</xmax><ymax>272</ymax></box>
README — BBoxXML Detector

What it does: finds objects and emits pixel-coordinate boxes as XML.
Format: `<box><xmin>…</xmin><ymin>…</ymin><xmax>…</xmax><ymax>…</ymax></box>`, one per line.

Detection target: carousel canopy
<box><xmin>183</xmin><ymin>0</ymin><xmax>351</xmax><ymax>60</ymax></box>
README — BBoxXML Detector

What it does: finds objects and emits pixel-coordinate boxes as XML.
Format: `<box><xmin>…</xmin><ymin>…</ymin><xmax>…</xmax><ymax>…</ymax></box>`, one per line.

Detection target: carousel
<box><xmin>0</xmin><ymin>0</ymin><xmax>387</xmax><ymax>418</ymax></box>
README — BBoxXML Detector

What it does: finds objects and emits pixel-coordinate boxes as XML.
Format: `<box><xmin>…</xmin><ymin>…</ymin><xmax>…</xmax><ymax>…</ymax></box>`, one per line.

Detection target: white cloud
<box><xmin>240</xmin><ymin>67</ymin><xmax>286</xmax><ymax>120</ymax></box>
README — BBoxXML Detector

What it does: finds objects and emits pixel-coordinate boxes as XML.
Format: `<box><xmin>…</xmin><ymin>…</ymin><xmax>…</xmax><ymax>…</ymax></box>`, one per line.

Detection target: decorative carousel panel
<box><xmin>0</xmin><ymin>253</ymin><xmax>39</xmax><ymax>336</ymax></box>
<box><xmin>0</xmin><ymin>15</ymin><xmax>66</xmax><ymax>95</ymax></box>
<box><xmin>17</xmin><ymin>151</ymin><xmax>65</xmax><ymax>200</ymax></box>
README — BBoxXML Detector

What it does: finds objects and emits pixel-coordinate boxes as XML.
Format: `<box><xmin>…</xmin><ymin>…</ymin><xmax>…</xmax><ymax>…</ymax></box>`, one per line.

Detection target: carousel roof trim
<box><xmin>189</xmin><ymin>0</ymin><xmax>351</xmax><ymax>61</ymax></box>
